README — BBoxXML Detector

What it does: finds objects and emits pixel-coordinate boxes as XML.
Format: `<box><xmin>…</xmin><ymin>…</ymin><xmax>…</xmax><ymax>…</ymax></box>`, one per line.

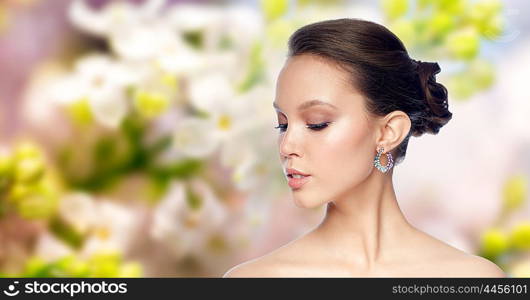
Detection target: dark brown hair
<box><xmin>287</xmin><ymin>18</ymin><xmax>452</xmax><ymax>164</ymax></box>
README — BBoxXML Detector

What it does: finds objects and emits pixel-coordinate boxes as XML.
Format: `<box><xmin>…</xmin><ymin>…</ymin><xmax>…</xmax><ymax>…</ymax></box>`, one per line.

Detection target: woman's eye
<box><xmin>307</xmin><ymin>122</ymin><xmax>330</xmax><ymax>131</ymax></box>
<box><xmin>274</xmin><ymin>122</ymin><xmax>330</xmax><ymax>133</ymax></box>
<box><xmin>274</xmin><ymin>124</ymin><xmax>288</xmax><ymax>132</ymax></box>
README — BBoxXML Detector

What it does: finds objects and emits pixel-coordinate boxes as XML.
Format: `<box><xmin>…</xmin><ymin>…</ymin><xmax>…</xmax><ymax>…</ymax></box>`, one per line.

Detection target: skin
<box><xmin>223</xmin><ymin>54</ymin><xmax>506</xmax><ymax>278</ymax></box>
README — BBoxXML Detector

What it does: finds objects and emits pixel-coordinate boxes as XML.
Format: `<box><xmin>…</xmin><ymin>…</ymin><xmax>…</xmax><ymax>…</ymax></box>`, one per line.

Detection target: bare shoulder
<box><xmin>410</xmin><ymin>229</ymin><xmax>507</xmax><ymax>277</ymax></box>
<box><xmin>222</xmin><ymin>259</ymin><xmax>275</xmax><ymax>278</ymax></box>
<box><xmin>223</xmin><ymin>238</ymin><xmax>308</xmax><ymax>278</ymax></box>
<box><xmin>452</xmin><ymin>254</ymin><xmax>507</xmax><ymax>277</ymax></box>
<box><xmin>222</xmin><ymin>252</ymin><xmax>292</xmax><ymax>278</ymax></box>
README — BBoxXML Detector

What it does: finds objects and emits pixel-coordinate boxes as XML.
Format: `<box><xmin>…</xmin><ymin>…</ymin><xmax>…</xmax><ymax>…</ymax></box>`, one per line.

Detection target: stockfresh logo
<box><xmin>3</xmin><ymin>281</ymin><xmax>20</xmax><ymax>297</ymax></box>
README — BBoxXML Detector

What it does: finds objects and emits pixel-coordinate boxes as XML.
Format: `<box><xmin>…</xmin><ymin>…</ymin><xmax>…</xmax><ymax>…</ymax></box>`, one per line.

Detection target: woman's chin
<box><xmin>292</xmin><ymin>195</ymin><xmax>323</xmax><ymax>209</ymax></box>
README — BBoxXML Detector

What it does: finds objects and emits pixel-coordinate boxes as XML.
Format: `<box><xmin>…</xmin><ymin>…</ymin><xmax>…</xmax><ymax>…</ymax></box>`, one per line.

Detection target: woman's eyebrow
<box><xmin>273</xmin><ymin>99</ymin><xmax>338</xmax><ymax>112</ymax></box>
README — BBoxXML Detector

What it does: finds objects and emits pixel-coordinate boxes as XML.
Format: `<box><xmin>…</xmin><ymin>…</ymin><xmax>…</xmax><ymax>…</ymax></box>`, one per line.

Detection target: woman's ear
<box><xmin>376</xmin><ymin>111</ymin><xmax>411</xmax><ymax>153</ymax></box>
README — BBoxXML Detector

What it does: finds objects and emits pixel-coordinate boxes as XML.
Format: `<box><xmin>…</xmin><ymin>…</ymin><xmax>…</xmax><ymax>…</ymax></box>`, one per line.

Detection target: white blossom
<box><xmin>150</xmin><ymin>180</ymin><xmax>229</xmax><ymax>260</ymax></box>
<box><xmin>172</xmin><ymin>117</ymin><xmax>221</xmax><ymax>158</ymax></box>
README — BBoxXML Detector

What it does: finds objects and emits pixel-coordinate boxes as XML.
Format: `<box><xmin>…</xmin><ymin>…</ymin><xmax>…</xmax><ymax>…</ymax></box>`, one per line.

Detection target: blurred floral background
<box><xmin>0</xmin><ymin>0</ymin><xmax>529</xmax><ymax>277</ymax></box>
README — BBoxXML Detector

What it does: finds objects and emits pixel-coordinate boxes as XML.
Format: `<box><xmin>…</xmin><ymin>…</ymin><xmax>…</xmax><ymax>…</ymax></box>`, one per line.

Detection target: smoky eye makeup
<box><xmin>306</xmin><ymin>122</ymin><xmax>331</xmax><ymax>130</ymax></box>
<box><xmin>274</xmin><ymin>107</ymin><xmax>336</xmax><ymax>132</ymax></box>
<box><xmin>274</xmin><ymin>121</ymin><xmax>332</xmax><ymax>133</ymax></box>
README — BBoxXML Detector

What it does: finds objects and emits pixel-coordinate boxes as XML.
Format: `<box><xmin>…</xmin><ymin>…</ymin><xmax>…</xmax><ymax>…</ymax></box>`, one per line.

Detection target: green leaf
<box><xmin>183</xmin><ymin>30</ymin><xmax>204</xmax><ymax>49</ymax></box>
<box><xmin>186</xmin><ymin>183</ymin><xmax>203</xmax><ymax>211</ymax></box>
<box><xmin>479</xmin><ymin>228</ymin><xmax>509</xmax><ymax>260</ymax></box>
<box><xmin>237</xmin><ymin>41</ymin><xmax>265</xmax><ymax>93</ymax></box>
<box><xmin>502</xmin><ymin>174</ymin><xmax>528</xmax><ymax>212</ymax></box>
<box><xmin>381</xmin><ymin>0</ymin><xmax>408</xmax><ymax>20</ymax></box>
<box><xmin>446</xmin><ymin>27</ymin><xmax>480</xmax><ymax>60</ymax></box>
<box><xmin>49</xmin><ymin>216</ymin><xmax>85</xmax><ymax>249</ymax></box>
<box><xmin>510</xmin><ymin>222</ymin><xmax>530</xmax><ymax>251</ymax></box>
<box><xmin>261</xmin><ymin>0</ymin><xmax>289</xmax><ymax>22</ymax></box>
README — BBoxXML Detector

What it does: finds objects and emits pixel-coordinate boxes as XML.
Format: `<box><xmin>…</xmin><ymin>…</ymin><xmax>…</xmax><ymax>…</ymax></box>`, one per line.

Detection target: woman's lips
<box><xmin>287</xmin><ymin>174</ymin><xmax>311</xmax><ymax>189</ymax></box>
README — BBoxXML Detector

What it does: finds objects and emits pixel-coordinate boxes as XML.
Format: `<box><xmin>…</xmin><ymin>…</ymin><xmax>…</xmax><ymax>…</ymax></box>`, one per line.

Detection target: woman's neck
<box><xmin>311</xmin><ymin>169</ymin><xmax>415</xmax><ymax>271</ymax></box>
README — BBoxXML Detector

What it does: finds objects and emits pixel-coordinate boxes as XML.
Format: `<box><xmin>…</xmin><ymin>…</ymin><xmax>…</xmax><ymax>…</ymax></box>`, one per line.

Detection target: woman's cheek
<box><xmin>320</xmin><ymin>122</ymin><xmax>373</xmax><ymax>187</ymax></box>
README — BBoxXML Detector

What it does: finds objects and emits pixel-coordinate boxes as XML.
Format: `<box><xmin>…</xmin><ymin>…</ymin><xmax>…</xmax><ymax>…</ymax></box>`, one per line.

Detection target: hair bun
<box><xmin>412</xmin><ymin>59</ymin><xmax>453</xmax><ymax>136</ymax></box>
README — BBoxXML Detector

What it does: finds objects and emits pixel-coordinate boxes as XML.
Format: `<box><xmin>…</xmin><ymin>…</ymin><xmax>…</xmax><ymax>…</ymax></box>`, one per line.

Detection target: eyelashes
<box><xmin>274</xmin><ymin>122</ymin><xmax>331</xmax><ymax>133</ymax></box>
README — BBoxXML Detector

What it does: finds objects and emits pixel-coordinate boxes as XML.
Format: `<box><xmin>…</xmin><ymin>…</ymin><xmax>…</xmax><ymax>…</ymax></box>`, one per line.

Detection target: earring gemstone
<box><xmin>374</xmin><ymin>147</ymin><xmax>394</xmax><ymax>173</ymax></box>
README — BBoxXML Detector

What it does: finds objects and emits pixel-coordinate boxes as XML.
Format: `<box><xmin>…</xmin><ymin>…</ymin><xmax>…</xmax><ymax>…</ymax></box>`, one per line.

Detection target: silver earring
<box><xmin>374</xmin><ymin>147</ymin><xmax>394</xmax><ymax>173</ymax></box>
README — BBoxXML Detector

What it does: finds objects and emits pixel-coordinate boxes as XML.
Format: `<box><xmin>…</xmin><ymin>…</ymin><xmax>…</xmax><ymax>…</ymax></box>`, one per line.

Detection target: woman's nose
<box><xmin>279</xmin><ymin>130</ymin><xmax>302</xmax><ymax>159</ymax></box>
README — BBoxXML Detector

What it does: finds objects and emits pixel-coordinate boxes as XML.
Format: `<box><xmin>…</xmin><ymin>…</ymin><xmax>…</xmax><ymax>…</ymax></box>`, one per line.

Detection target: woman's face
<box><xmin>274</xmin><ymin>54</ymin><xmax>378</xmax><ymax>208</ymax></box>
